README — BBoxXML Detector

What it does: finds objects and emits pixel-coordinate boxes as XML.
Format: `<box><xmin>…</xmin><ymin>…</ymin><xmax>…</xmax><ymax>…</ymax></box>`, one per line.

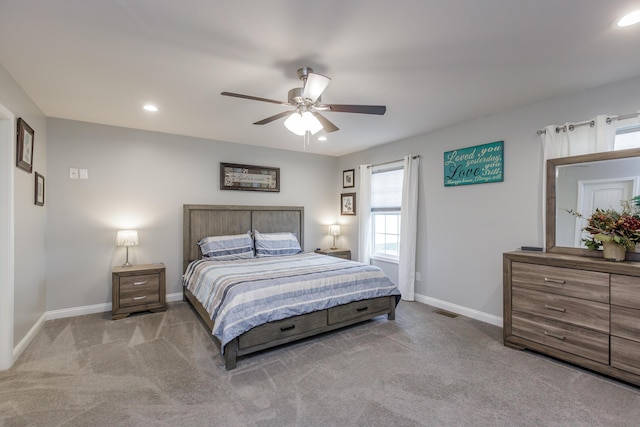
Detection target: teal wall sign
<box><xmin>444</xmin><ymin>141</ymin><xmax>504</xmax><ymax>187</ymax></box>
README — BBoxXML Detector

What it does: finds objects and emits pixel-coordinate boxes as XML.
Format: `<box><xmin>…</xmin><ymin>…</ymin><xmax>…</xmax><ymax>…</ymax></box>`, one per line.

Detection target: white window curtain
<box><xmin>398</xmin><ymin>155</ymin><xmax>419</xmax><ymax>301</ymax></box>
<box><xmin>540</xmin><ymin>115</ymin><xmax>617</xmax><ymax>249</ymax></box>
<box><xmin>358</xmin><ymin>164</ymin><xmax>372</xmax><ymax>265</ymax></box>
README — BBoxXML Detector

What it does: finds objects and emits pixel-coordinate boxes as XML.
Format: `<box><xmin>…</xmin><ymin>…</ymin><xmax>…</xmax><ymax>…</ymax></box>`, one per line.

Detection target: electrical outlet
<box><xmin>69</xmin><ymin>168</ymin><xmax>79</xmax><ymax>179</ymax></box>
<box><xmin>79</xmin><ymin>168</ymin><xmax>88</xmax><ymax>179</ymax></box>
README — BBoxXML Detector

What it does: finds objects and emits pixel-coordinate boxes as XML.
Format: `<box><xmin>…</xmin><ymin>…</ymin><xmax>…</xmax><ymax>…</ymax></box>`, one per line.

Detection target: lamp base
<box><xmin>122</xmin><ymin>261</ymin><xmax>133</xmax><ymax>268</ymax></box>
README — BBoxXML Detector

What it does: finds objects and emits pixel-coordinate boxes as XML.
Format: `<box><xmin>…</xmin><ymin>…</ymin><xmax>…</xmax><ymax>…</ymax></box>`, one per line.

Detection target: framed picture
<box><xmin>16</xmin><ymin>118</ymin><xmax>35</xmax><ymax>173</ymax></box>
<box><xmin>343</xmin><ymin>169</ymin><xmax>355</xmax><ymax>188</ymax></box>
<box><xmin>341</xmin><ymin>192</ymin><xmax>356</xmax><ymax>215</ymax></box>
<box><xmin>34</xmin><ymin>172</ymin><xmax>45</xmax><ymax>206</ymax></box>
<box><xmin>220</xmin><ymin>162</ymin><xmax>280</xmax><ymax>192</ymax></box>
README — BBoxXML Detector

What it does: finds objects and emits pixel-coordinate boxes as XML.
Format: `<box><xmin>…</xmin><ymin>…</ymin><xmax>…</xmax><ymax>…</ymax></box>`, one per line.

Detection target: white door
<box><xmin>574</xmin><ymin>177</ymin><xmax>639</xmax><ymax>247</ymax></box>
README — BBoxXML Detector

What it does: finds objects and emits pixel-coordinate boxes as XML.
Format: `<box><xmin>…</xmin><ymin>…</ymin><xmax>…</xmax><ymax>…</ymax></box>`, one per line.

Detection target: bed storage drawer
<box><xmin>239</xmin><ymin>311</ymin><xmax>327</xmax><ymax>349</ymax></box>
<box><xmin>328</xmin><ymin>297</ymin><xmax>391</xmax><ymax>325</ymax></box>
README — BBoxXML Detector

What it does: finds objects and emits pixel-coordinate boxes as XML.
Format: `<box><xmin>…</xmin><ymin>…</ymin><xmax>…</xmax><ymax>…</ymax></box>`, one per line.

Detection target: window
<box><xmin>614</xmin><ymin>122</ymin><xmax>640</xmax><ymax>150</ymax></box>
<box><xmin>370</xmin><ymin>163</ymin><xmax>403</xmax><ymax>260</ymax></box>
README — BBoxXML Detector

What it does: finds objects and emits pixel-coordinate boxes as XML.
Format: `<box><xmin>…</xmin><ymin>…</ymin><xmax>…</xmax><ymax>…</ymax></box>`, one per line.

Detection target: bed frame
<box><xmin>182</xmin><ymin>204</ymin><xmax>396</xmax><ymax>370</ymax></box>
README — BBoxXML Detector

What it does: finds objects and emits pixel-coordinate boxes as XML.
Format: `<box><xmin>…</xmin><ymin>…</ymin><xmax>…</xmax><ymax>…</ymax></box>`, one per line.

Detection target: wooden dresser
<box><xmin>504</xmin><ymin>251</ymin><xmax>640</xmax><ymax>386</ymax></box>
<box><xmin>112</xmin><ymin>263</ymin><xmax>166</xmax><ymax>320</ymax></box>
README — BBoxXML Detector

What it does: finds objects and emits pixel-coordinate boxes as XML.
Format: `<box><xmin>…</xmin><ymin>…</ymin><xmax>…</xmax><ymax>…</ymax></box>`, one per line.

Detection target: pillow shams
<box><xmin>254</xmin><ymin>230</ymin><xmax>302</xmax><ymax>257</ymax></box>
<box><xmin>198</xmin><ymin>232</ymin><xmax>254</xmax><ymax>260</ymax></box>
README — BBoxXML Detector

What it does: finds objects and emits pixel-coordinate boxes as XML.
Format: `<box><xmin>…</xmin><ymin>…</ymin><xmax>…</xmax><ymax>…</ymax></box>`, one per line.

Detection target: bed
<box><xmin>182</xmin><ymin>204</ymin><xmax>401</xmax><ymax>370</ymax></box>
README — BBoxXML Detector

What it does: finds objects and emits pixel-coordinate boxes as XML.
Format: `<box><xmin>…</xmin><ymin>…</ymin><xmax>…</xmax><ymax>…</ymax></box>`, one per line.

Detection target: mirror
<box><xmin>546</xmin><ymin>147</ymin><xmax>640</xmax><ymax>260</ymax></box>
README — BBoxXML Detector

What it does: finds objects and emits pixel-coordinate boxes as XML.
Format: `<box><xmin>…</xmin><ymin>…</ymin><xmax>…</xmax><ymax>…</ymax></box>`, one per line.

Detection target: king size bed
<box><xmin>182</xmin><ymin>204</ymin><xmax>401</xmax><ymax>370</ymax></box>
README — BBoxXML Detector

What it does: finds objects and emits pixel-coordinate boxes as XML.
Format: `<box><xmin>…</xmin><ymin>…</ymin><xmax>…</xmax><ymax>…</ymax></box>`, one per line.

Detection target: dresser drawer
<box><xmin>611</xmin><ymin>305</ymin><xmax>640</xmax><ymax>342</ymax></box>
<box><xmin>611</xmin><ymin>274</ymin><xmax>640</xmax><ymax>309</ymax></box>
<box><xmin>512</xmin><ymin>287</ymin><xmax>609</xmax><ymax>332</ymax></box>
<box><xmin>239</xmin><ymin>311</ymin><xmax>327</xmax><ymax>349</ymax></box>
<box><xmin>512</xmin><ymin>313</ymin><xmax>609</xmax><ymax>364</ymax></box>
<box><xmin>611</xmin><ymin>336</ymin><xmax>640</xmax><ymax>376</ymax></box>
<box><xmin>512</xmin><ymin>262</ymin><xmax>609</xmax><ymax>303</ymax></box>
<box><xmin>119</xmin><ymin>273</ymin><xmax>160</xmax><ymax>294</ymax></box>
<box><xmin>328</xmin><ymin>297</ymin><xmax>391</xmax><ymax>325</ymax></box>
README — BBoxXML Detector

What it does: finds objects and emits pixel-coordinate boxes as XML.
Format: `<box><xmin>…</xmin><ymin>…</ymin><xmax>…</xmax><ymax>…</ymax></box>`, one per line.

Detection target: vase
<box><xmin>602</xmin><ymin>240</ymin><xmax>626</xmax><ymax>261</ymax></box>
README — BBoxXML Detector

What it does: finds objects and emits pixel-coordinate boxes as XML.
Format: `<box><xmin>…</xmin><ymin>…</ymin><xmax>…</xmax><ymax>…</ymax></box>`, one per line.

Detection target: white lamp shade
<box><xmin>284</xmin><ymin>111</ymin><xmax>323</xmax><ymax>136</ymax></box>
<box><xmin>329</xmin><ymin>224</ymin><xmax>341</xmax><ymax>236</ymax></box>
<box><xmin>116</xmin><ymin>230</ymin><xmax>139</xmax><ymax>247</ymax></box>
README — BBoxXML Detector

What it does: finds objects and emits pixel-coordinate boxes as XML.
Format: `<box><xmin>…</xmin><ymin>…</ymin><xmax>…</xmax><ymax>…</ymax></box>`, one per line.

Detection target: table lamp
<box><xmin>329</xmin><ymin>224</ymin><xmax>341</xmax><ymax>250</ymax></box>
<box><xmin>116</xmin><ymin>230</ymin><xmax>138</xmax><ymax>267</ymax></box>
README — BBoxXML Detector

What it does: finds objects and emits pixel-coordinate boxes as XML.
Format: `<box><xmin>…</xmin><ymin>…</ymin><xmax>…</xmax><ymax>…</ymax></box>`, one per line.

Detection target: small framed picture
<box><xmin>16</xmin><ymin>118</ymin><xmax>35</xmax><ymax>173</ymax></box>
<box><xmin>34</xmin><ymin>172</ymin><xmax>45</xmax><ymax>206</ymax></box>
<box><xmin>343</xmin><ymin>169</ymin><xmax>355</xmax><ymax>188</ymax></box>
<box><xmin>341</xmin><ymin>192</ymin><xmax>356</xmax><ymax>215</ymax></box>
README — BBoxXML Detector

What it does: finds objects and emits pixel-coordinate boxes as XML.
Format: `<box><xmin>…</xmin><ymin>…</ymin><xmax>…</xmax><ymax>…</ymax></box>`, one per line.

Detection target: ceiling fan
<box><xmin>221</xmin><ymin>67</ymin><xmax>386</xmax><ymax>136</ymax></box>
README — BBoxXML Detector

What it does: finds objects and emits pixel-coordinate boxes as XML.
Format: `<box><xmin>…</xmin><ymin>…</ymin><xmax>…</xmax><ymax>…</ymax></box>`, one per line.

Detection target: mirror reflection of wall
<box><xmin>555</xmin><ymin>157</ymin><xmax>640</xmax><ymax>248</ymax></box>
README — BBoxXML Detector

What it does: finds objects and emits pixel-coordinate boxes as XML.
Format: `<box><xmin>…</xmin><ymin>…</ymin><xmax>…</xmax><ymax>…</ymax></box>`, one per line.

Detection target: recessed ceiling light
<box><xmin>143</xmin><ymin>104</ymin><xmax>158</xmax><ymax>112</ymax></box>
<box><xmin>317</xmin><ymin>136</ymin><xmax>327</xmax><ymax>141</ymax></box>
<box><xmin>617</xmin><ymin>10</ymin><xmax>640</xmax><ymax>27</ymax></box>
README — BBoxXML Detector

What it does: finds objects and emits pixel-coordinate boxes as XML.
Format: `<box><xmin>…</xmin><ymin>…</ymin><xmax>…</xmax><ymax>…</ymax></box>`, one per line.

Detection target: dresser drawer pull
<box><xmin>133</xmin><ymin>280</ymin><xmax>148</xmax><ymax>286</ymax></box>
<box><xmin>544</xmin><ymin>304</ymin><xmax>566</xmax><ymax>313</ymax></box>
<box><xmin>544</xmin><ymin>277</ymin><xmax>565</xmax><ymax>284</ymax></box>
<box><xmin>280</xmin><ymin>325</ymin><xmax>295</xmax><ymax>332</ymax></box>
<box><xmin>356</xmin><ymin>306</ymin><xmax>369</xmax><ymax>312</ymax></box>
<box><xmin>133</xmin><ymin>296</ymin><xmax>147</xmax><ymax>301</ymax></box>
<box><xmin>544</xmin><ymin>331</ymin><xmax>566</xmax><ymax>341</ymax></box>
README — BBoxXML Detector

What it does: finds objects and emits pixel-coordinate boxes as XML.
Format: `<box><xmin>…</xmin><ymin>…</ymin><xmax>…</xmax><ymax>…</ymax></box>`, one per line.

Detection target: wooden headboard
<box><xmin>183</xmin><ymin>204</ymin><xmax>304</xmax><ymax>271</ymax></box>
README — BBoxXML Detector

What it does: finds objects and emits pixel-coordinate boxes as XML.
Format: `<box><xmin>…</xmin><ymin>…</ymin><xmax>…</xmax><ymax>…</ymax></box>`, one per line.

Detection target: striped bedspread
<box><xmin>183</xmin><ymin>252</ymin><xmax>401</xmax><ymax>353</ymax></box>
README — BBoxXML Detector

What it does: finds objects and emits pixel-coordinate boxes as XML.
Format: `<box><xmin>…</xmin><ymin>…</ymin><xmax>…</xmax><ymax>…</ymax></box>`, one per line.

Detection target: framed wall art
<box><xmin>16</xmin><ymin>118</ymin><xmax>35</xmax><ymax>173</ymax></box>
<box><xmin>443</xmin><ymin>140</ymin><xmax>504</xmax><ymax>187</ymax></box>
<box><xmin>220</xmin><ymin>162</ymin><xmax>280</xmax><ymax>192</ymax></box>
<box><xmin>341</xmin><ymin>192</ymin><xmax>356</xmax><ymax>215</ymax></box>
<box><xmin>343</xmin><ymin>169</ymin><xmax>355</xmax><ymax>188</ymax></box>
<box><xmin>34</xmin><ymin>172</ymin><xmax>45</xmax><ymax>206</ymax></box>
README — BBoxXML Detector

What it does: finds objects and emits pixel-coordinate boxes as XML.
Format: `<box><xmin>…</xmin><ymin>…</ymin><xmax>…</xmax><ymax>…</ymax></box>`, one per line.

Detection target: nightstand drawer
<box><xmin>120</xmin><ymin>292</ymin><xmax>160</xmax><ymax>308</ymax></box>
<box><xmin>119</xmin><ymin>274</ymin><xmax>160</xmax><ymax>293</ymax></box>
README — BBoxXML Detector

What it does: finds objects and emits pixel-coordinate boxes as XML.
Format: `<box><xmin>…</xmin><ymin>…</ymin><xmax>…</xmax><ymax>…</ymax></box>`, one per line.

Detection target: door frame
<box><xmin>0</xmin><ymin>102</ymin><xmax>15</xmax><ymax>370</ymax></box>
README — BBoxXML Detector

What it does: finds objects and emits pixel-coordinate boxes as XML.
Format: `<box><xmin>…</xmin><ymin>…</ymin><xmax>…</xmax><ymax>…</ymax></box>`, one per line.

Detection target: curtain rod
<box><xmin>536</xmin><ymin>112</ymin><xmax>639</xmax><ymax>135</ymax></box>
<box><xmin>362</xmin><ymin>155</ymin><xmax>421</xmax><ymax>169</ymax></box>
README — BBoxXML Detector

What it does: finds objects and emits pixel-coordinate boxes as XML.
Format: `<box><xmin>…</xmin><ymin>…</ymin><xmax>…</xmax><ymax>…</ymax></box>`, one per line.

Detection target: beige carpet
<box><xmin>1</xmin><ymin>301</ymin><xmax>639</xmax><ymax>426</ymax></box>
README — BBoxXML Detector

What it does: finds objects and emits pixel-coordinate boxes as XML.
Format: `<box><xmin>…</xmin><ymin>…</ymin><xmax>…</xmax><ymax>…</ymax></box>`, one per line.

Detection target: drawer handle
<box><xmin>544</xmin><ymin>304</ymin><xmax>566</xmax><ymax>313</ymax></box>
<box><xmin>133</xmin><ymin>296</ymin><xmax>147</xmax><ymax>301</ymax></box>
<box><xmin>544</xmin><ymin>277</ymin><xmax>565</xmax><ymax>284</ymax></box>
<box><xmin>133</xmin><ymin>280</ymin><xmax>148</xmax><ymax>286</ymax></box>
<box><xmin>544</xmin><ymin>331</ymin><xmax>566</xmax><ymax>341</ymax></box>
<box><xmin>356</xmin><ymin>306</ymin><xmax>369</xmax><ymax>312</ymax></box>
<box><xmin>280</xmin><ymin>325</ymin><xmax>295</xmax><ymax>332</ymax></box>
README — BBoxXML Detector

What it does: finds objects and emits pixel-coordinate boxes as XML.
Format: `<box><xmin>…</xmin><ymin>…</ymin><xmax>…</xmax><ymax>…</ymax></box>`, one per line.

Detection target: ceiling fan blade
<box><xmin>311</xmin><ymin>112</ymin><xmax>339</xmax><ymax>133</ymax></box>
<box><xmin>326</xmin><ymin>104</ymin><xmax>386</xmax><ymax>115</ymax></box>
<box><xmin>221</xmin><ymin>91</ymin><xmax>289</xmax><ymax>106</ymax></box>
<box><xmin>253</xmin><ymin>111</ymin><xmax>292</xmax><ymax>125</ymax></box>
<box><xmin>302</xmin><ymin>73</ymin><xmax>331</xmax><ymax>103</ymax></box>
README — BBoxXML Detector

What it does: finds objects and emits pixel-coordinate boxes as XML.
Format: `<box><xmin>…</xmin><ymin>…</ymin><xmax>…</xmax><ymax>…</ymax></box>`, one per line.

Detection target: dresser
<box><xmin>112</xmin><ymin>263</ymin><xmax>166</xmax><ymax>320</ymax></box>
<box><xmin>314</xmin><ymin>248</ymin><xmax>351</xmax><ymax>260</ymax></box>
<box><xmin>504</xmin><ymin>251</ymin><xmax>640</xmax><ymax>386</ymax></box>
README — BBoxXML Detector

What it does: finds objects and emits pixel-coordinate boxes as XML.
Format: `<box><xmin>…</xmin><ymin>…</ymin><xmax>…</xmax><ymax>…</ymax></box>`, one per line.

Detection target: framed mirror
<box><xmin>546</xmin><ymin>147</ymin><xmax>640</xmax><ymax>261</ymax></box>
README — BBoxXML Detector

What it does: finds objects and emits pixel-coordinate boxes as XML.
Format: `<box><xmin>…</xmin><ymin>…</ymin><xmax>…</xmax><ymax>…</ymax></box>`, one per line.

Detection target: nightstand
<box><xmin>112</xmin><ymin>263</ymin><xmax>166</xmax><ymax>320</ymax></box>
<box><xmin>315</xmin><ymin>248</ymin><xmax>351</xmax><ymax>260</ymax></box>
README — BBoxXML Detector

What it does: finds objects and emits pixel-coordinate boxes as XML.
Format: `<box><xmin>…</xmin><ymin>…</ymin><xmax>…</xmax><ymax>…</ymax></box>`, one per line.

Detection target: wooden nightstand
<box><xmin>315</xmin><ymin>249</ymin><xmax>351</xmax><ymax>260</ymax></box>
<box><xmin>112</xmin><ymin>263</ymin><xmax>166</xmax><ymax>320</ymax></box>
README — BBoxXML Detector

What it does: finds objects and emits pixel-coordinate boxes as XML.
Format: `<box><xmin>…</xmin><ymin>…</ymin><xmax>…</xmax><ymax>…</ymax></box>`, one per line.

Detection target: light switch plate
<box><xmin>69</xmin><ymin>168</ymin><xmax>79</xmax><ymax>179</ymax></box>
<box><xmin>79</xmin><ymin>168</ymin><xmax>88</xmax><ymax>179</ymax></box>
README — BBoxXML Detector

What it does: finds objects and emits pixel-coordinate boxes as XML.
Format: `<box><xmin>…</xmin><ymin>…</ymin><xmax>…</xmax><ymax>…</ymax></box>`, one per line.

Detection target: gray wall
<box><xmin>46</xmin><ymin>119</ymin><xmax>339</xmax><ymax>310</ymax></box>
<box><xmin>0</xmin><ymin>64</ymin><xmax>48</xmax><ymax>346</ymax></box>
<box><xmin>339</xmin><ymin>74</ymin><xmax>640</xmax><ymax>319</ymax></box>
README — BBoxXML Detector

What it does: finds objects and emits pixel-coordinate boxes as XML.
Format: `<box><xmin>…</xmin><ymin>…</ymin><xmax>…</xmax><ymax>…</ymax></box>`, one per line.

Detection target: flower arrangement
<box><xmin>567</xmin><ymin>196</ymin><xmax>640</xmax><ymax>251</ymax></box>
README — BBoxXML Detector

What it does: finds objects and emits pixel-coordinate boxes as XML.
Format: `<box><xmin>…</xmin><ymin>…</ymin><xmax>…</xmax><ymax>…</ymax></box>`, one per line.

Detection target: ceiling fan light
<box><xmin>617</xmin><ymin>10</ymin><xmax>640</xmax><ymax>27</ymax></box>
<box><xmin>301</xmin><ymin>111</ymin><xmax>323</xmax><ymax>135</ymax></box>
<box><xmin>284</xmin><ymin>112</ymin><xmax>306</xmax><ymax>136</ymax></box>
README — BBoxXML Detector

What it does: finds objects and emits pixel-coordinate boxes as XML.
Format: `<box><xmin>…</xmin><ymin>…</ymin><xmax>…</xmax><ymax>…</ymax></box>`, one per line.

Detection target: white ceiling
<box><xmin>1</xmin><ymin>1</ymin><xmax>640</xmax><ymax>156</ymax></box>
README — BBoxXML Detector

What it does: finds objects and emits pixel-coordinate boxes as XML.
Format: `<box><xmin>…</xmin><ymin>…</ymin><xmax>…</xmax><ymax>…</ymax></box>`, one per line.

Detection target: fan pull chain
<box><xmin>304</xmin><ymin>130</ymin><xmax>310</xmax><ymax>151</ymax></box>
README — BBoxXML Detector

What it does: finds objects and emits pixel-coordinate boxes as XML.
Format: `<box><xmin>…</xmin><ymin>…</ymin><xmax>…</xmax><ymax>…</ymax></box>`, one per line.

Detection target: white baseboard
<box><xmin>13</xmin><ymin>312</ymin><xmax>46</xmax><ymax>361</ymax></box>
<box><xmin>414</xmin><ymin>293</ymin><xmax>503</xmax><ymax>327</ymax></box>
